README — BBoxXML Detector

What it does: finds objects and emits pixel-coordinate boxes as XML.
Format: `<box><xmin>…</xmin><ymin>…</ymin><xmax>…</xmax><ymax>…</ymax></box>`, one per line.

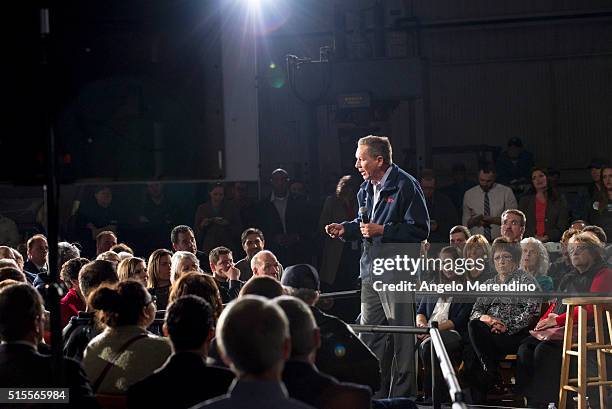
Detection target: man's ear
<box><xmin>209</xmin><ymin>263</ymin><xmax>215</xmax><ymax>273</ymax></box>
<box><xmin>206</xmin><ymin>328</ymin><xmax>215</xmax><ymax>343</ymax></box>
<box><xmin>313</xmin><ymin>328</ymin><xmax>321</xmax><ymax>350</ymax></box>
<box><xmin>162</xmin><ymin>323</ymin><xmax>169</xmax><ymax>337</ymax></box>
<box><xmin>282</xmin><ymin>336</ymin><xmax>292</xmax><ymax>361</ymax></box>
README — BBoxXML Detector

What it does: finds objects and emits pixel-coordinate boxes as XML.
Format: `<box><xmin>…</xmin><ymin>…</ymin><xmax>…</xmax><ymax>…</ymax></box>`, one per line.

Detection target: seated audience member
<box><xmin>96</xmin><ymin>250</ymin><xmax>120</xmax><ymax>266</ymax></box>
<box><xmin>171</xmin><ymin>225</ymin><xmax>210</xmax><ymax>272</ymax></box>
<box><xmin>194</xmin><ymin>182</ymin><xmax>242</xmax><ymax>255</ymax></box>
<box><xmin>170</xmin><ymin>251</ymin><xmax>200</xmax><ymax>283</ymax></box>
<box><xmin>519</xmin><ymin>167</ymin><xmax>569</xmax><ymax>242</ymax></box>
<box><xmin>251</xmin><ymin>250</ymin><xmax>282</xmax><ymax>280</ymax></box>
<box><xmin>209</xmin><ymin>246</ymin><xmax>243</xmax><ymax>303</ymax></box>
<box><xmin>548</xmin><ymin>228</ymin><xmax>580</xmax><ymax>289</ymax></box>
<box><xmin>0</xmin><ymin>266</ymin><xmax>27</xmax><ymax>283</ymax></box>
<box><xmin>60</xmin><ymin>257</ymin><xmax>90</xmax><ymax>327</ymax></box>
<box><xmin>449</xmin><ymin>225</ymin><xmax>471</xmax><ymax>251</ymax></box>
<box><xmin>0</xmin><ymin>246</ymin><xmax>30</xmax><ymax>281</ymax></box>
<box><xmin>500</xmin><ymin>209</ymin><xmax>526</xmax><ymax>243</ymax></box>
<box><xmin>191</xmin><ymin>296</ymin><xmax>314</xmax><ymax>409</ymax></box>
<box><xmin>117</xmin><ymin>257</ymin><xmax>148</xmax><ymax>286</ymax></box>
<box><xmin>24</xmin><ymin>234</ymin><xmax>49</xmax><ymax>283</ymax></box>
<box><xmin>127</xmin><ymin>296</ymin><xmax>234</xmax><ymax>409</ymax></box>
<box><xmin>63</xmin><ymin>260</ymin><xmax>119</xmax><ymax>361</ymax></box>
<box><xmin>82</xmin><ymin>281</ymin><xmax>172</xmax><ymax>395</ymax></box>
<box><xmin>520</xmin><ymin>237</ymin><xmax>553</xmax><ymax>292</ymax></box>
<box><xmin>466</xmin><ymin>237</ymin><xmax>540</xmax><ymax>402</ymax></box>
<box><xmin>516</xmin><ymin>232</ymin><xmax>612</xmax><ymax>408</ymax></box>
<box><xmin>0</xmin><ymin>283</ymin><xmax>100</xmax><ymax>409</ymax></box>
<box><xmin>239</xmin><ymin>275</ymin><xmax>284</xmax><ymax>299</ymax></box>
<box><xmin>281</xmin><ymin>264</ymin><xmax>381</xmax><ymax>392</ymax></box>
<box><xmin>416</xmin><ymin>247</ymin><xmax>472</xmax><ymax>404</ymax></box>
<box><xmin>462</xmin><ymin>234</ymin><xmax>494</xmax><ymax>282</ymax></box>
<box><xmin>110</xmin><ymin>243</ymin><xmax>133</xmax><ymax>255</ymax></box>
<box><xmin>146</xmin><ymin>249</ymin><xmax>173</xmax><ymax>310</ymax></box>
<box><xmin>274</xmin><ymin>296</ymin><xmax>372</xmax><ymax>409</ymax></box>
<box><xmin>235</xmin><ymin>228</ymin><xmax>265</xmax><ymax>281</ymax></box>
<box><xmin>96</xmin><ymin>230</ymin><xmax>118</xmax><ymax>256</ymax></box>
<box><xmin>168</xmin><ymin>272</ymin><xmax>224</xmax><ymax>322</ymax></box>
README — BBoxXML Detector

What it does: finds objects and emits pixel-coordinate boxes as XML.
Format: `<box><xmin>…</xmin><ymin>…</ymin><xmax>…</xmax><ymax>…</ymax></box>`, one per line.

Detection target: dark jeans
<box><xmin>419</xmin><ymin>330</ymin><xmax>463</xmax><ymax>402</ymax></box>
<box><xmin>360</xmin><ymin>280</ymin><xmax>416</xmax><ymax>398</ymax></box>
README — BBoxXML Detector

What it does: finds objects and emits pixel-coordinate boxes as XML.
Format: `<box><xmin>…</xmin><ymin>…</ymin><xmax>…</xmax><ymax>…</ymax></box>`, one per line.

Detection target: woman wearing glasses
<box><xmin>466</xmin><ymin>237</ymin><xmax>541</xmax><ymax>403</ymax></box>
<box><xmin>515</xmin><ymin>232</ymin><xmax>612</xmax><ymax>408</ymax></box>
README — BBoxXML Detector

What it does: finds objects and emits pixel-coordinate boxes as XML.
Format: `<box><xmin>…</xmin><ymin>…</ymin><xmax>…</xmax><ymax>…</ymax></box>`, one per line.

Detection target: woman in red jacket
<box><xmin>516</xmin><ymin>231</ymin><xmax>612</xmax><ymax>408</ymax></box>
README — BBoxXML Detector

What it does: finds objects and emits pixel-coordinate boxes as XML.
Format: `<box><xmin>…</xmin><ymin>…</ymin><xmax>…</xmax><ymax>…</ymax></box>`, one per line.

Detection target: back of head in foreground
<box><xmin>216</xmin><ymin>295</ymin><xmax>290</xmax><ymax>379</ymax></box>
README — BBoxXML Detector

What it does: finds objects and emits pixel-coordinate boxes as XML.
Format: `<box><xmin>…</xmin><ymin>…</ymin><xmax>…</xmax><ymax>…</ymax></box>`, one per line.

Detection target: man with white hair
<box><xmin>192</xmin><ymin>296</ymin><xmax>314</xmax><ymax>409</ymax></box>
<box><xmin>250</xmin><ymin>250</ymin><xmax>281</xmax><ymax>280</ymax></box>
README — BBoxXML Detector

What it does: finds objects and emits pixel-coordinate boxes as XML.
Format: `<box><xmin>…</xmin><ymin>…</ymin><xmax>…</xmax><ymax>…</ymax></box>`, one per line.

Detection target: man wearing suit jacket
<box><xmin>127</xmin><ymin>295</ymin><xmax>234</xmax><ymax>409</ymax></box>
<box><xmin>0</xmin><ymin>283</ymin><xmax>99</xmax><ymax>409</ymax></box>
<box><xmin>24</xmin><ymin>234</ymin><xmax>48</xmax><ymax>280</ymax></box>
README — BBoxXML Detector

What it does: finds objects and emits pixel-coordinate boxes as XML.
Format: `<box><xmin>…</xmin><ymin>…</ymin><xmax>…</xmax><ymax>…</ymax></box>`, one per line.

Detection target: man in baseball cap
<box><xmin>281</xmin><ymin>264</ymin><xmax>380</xmax><ymax>392</ymax></box>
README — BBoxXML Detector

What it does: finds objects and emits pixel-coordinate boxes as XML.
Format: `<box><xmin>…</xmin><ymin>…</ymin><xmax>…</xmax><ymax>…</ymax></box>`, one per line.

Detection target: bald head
<box><xmin>251</xmin><ymin>250</ymin><xmax>281</xmax><ymax>280</ymax></box>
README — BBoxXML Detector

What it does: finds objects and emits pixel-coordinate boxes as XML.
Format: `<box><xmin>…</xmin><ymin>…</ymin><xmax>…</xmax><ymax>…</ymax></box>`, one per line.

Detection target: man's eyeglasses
<box><xmin>493</xmin><ymin>254</ymin><xmax>513</xmax><ymax>262</ymax></box>
<box><xmin>502</xmin><ymin>220</ymin><xmax>523</xmax><ymax>227</ymax></box>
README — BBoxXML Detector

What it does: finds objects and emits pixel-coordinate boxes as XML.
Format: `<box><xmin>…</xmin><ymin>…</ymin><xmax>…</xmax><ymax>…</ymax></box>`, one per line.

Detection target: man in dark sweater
<box><xmin>127</xmin><ymin>295</ymin><xmax>234</xmax><ymax>409</ymax></box>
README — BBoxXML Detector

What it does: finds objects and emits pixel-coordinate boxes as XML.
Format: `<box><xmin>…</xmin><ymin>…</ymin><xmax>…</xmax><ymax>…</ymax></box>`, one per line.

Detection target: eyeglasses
<box><xmin>502</xmin><ymin>219</ymin><xmax>523</xmax><ymax>227</ymax></box>
<box><xmin>493</xmin><ymin>254</ymin><xmax>513</xmax><ymax>262</ymax></box>
<box><xmin>568</xmin><ymin>246</ymin><xmax>588</xmax><ymax>256</ymax></box>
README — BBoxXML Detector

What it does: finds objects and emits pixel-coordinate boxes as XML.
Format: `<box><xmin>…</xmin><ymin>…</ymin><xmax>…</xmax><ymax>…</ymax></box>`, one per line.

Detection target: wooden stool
<box><xmin>559</xmin><ymin>297</ymin><xmax>612</xmax><ymax>409</ymax></box>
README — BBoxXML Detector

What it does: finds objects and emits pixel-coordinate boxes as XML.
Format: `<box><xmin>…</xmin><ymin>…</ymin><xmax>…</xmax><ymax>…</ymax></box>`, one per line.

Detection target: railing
<box><xmin>351</xmin><ymin>323</ymin><xmax>468</xmax><ymax>409</ymax></box>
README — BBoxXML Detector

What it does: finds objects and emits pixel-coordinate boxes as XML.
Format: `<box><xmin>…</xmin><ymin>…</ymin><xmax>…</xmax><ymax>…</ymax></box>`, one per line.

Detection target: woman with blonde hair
<box><xmin>462</xmin><ymin>234</ymin><xmax>493</xmax><ymax>282</ymax></box>
<box><xmin>146</xmin><ymin>249</ymin><xmax>172</xmax><ymax>310</ymax></box>
<box><xmin>117</xmin><ymin>257</ymin><xmax>148</xmax><ymax>286</ymax></box>
<box><xmin>170</xmin><ymin>251</ymin><xmax>199</xmax><ymax>284</ymax></box>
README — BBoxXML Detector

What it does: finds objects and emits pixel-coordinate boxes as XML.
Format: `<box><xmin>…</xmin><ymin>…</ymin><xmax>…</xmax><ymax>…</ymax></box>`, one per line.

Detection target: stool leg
<box><xmin>559</xmin><ymin>305</ymin><xmax>575</xmax><ymax>409</ymax></box>
<box><xmin>594</xmin><ymin>305</ymin><xmax>608</xmax><ymax>409</ymax></box>
<box><xmin>577</xmin><ymin>305</ymin><xmax>588</xmax><ymax>409</ymax></box>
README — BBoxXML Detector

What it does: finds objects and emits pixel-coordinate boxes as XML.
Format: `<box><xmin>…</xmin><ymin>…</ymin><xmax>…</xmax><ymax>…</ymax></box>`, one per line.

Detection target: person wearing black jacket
<box><xmin>281</xmin><ymin>264</ymin><xmax>381</xmax><ymax>392</ymax></box>
<box><xmin>127</xmin><ymin>296</ymin><xmax>234</xmax><ymax>409</ymax></box>
<box><xmin>0</xmin><ymin>283</ymin><xmax>99</xmax><ymax>409</ymax></box>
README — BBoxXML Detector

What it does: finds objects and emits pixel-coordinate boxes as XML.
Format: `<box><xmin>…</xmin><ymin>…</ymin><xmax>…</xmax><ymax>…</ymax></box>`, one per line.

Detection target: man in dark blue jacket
<box><xmin>325</xmin><ymin>135</ymin><xmax>429</xmax><ymax>398</ymax></box>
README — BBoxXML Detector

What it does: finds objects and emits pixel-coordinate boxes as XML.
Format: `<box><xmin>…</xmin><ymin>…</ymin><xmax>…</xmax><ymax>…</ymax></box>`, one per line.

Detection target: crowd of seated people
<box><xmin>0</xmin><ymin>158</ymin><xmax>610</xmax><ymax>409</ymax></box>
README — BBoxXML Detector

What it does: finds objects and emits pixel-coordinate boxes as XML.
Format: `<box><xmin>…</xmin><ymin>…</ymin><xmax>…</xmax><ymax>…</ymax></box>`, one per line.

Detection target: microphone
<box><xmin>359</xmin><ymin>206</ymin><xmax>372</xmax><ymax>243</ymax></box>
<box><xmin>358</xmin><ymin>206</ymin><xmax>369</xmax><ymax>224</ymax></box>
